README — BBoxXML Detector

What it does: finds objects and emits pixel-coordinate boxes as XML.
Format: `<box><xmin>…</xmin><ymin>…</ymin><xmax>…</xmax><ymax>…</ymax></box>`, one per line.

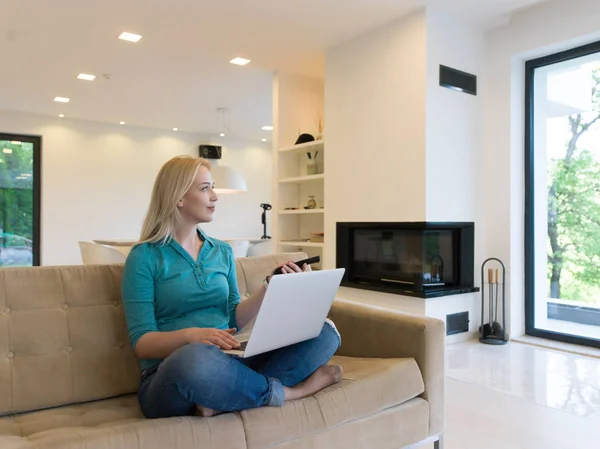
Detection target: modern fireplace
<box><xmin>336</xmin><ymin>222</ymin><xmax>478</xmax><ymax>298</ymax></box>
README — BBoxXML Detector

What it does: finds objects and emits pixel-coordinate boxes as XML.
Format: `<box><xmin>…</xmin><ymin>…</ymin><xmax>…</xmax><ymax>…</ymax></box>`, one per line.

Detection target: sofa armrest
<box><xmin>328</xmin><ymin>299</ymin><xmax>445</xmax><ymax>437</ymax></box>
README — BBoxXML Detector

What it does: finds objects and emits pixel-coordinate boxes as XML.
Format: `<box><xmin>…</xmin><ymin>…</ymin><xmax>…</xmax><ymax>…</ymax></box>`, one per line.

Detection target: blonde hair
<box><xmin>139</xmin><ymin>155</ymin><xmax>211</xmax><ymax>245</ymax></box>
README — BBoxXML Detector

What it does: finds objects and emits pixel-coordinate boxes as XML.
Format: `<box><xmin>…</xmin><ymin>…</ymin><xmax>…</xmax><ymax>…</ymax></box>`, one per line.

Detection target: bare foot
<box><xmin>196</xmin><ymin>405</ymin><xmax>221</xmax><ymax>417</ymax></box>
<box><xmin>284</xmin><ymin>364</ymin><xmax>343</xmax><ymax>401</ymax></box>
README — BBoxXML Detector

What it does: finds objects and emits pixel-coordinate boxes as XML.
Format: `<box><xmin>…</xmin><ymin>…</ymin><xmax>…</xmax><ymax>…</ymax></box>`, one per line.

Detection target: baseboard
<box><xmin>512</xmin><ymin>335</ymin><xmax>600</xmax><ymax>359</ymax></box>
<box><xmin>446</xmin><ymin>330</ymin><xmax>479</xmax><ymax>345</ymax></box>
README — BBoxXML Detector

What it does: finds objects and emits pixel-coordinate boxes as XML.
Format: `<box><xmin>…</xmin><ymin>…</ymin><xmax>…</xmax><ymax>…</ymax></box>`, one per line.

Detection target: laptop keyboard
<box><xmin>236</xmin><ymin>341</ymin><xmax>248</xmax><ymax>351</ymax></box>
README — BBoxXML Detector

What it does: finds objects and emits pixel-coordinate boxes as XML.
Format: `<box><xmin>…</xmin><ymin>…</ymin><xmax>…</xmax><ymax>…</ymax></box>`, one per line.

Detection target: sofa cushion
<box><xmin>0</xmin><ymin>356</ymin><xmax>424</xmax><ymax>449</ymax></box>
<box><xmin>0</xmin><ymin>395</ymin><xmax>142</xmax><ymax>437</ymax></box>
<box><xmin>0</xmin><ymin>266</ymin><xmax>140</xmax><ymax>416</ymax></box>
<box><xmin>239</xmin><ymin>355</ymin><xmax>425</xmax><ymax>448</ymax></box>
<box><xmin>265</xmin><ymin>399</ymin><xmax>430</xmax><ymax>449</ymax></box>
<box><xmin>0</xmin><ymin>394</ymin><xmax>247</xmax><ymax>449</ymax></box>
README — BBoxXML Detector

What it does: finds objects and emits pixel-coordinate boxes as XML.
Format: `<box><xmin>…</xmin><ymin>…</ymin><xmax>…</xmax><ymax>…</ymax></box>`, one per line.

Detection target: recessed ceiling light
<box><xmin>172</xmin><ymin>128</ymin><xmax>178</xmax><ymax>131</ymax></box>
<box><xmin>3</xmin><ymin>148</ymin><xmax>13</xmax><ymax>154</ymax></box>
<box><xmin>58</xmin><ymin>114</ymin><xmax>64</xmax><ymax>118</ymax></box>
<box><xmin>54</xmin><ymin>96</ymin><xmax>70</xmax><ymax>103</ymax></box>
<box><xmin>10</xmin><ymin>141</ymin><xmax>21</xmax><ymax>145</ymax></box>
<box><xmin>220</xmin><ymin>133</ymin><xmax>225</xmax><ymax>137</ymax></box>
<box><xmin>261</xmin><ymin>138</ymin><xmax>267</xmax><ymax>142</ymax></box>
<box><xmin>229</xmin><ymin>57</ymin><xmax>251</xmax><ymax>66</ymax></box>
<box><xmin>120</xmin><ymin>121</ymin><xmax>125</xmax><ymax>125</ymax></box>
<box><xmin>77</xmin><ymin>73</ymin><xmax>96</xmax><ymax>81</ymax></box>
<box><xmin>261</xmin><ymin>125</ymin><xmax>273</xmax><ymax>131</ymax></box>
<box><xmin>0</xmin><ymin>159</ymin><xmax>3</xmax><ymax>163</ymax></box>
<box><xmin>118</xmin><ymin>32</ymin><xmax>142</xmax><ymax>43</ymax></box>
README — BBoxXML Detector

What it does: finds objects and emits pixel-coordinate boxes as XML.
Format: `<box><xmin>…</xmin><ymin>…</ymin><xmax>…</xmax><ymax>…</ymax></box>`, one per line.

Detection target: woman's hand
<box><xmin>265</xmin><ymin>261</ymin><xmax>306</xmax><ymax>284</ymax></box>
<box><xmin>185</xmin><ymin>327</ymin><xmax>241</xmax><ymax>350</ymax></box>
<box><xmin>273</xmin><ymin>261</ymin><xmax>306</xmax><ymax>275</ymax></box>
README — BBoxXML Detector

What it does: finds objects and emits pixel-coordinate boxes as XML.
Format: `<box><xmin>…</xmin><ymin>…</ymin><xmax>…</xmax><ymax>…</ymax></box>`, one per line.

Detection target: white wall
<box><xmin>484</xmin><ymin>0</ymin><xmax>600</xmax><ymax>337</ymax></box>
<box><xmin>0</xmin><ymin>110</ymin><xmax>271</xmax><ymax>266</ymax></box>
<box><xmin>423</xmin><ymin>10</ymin><xmax>486</xmax><ymax>336</ymax></box>
<box><xmin>425</xmin><ymin>9</ymin><xmax>483</xmax><ymax>224</ymax></box>
<box><xmin>324</xmin><ymin>9</ymin><xmax>428</xmax><ymax>268</ymax></box>
<box><xmin>273</xmin><ymin>72</ymin><xmax>324</xmax><ymax>151</ymax></box>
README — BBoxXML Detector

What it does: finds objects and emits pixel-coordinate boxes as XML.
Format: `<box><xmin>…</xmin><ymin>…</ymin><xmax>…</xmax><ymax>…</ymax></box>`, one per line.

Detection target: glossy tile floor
<box><xmin>415</xmin><ymin>340</ymin><xmax>600</xmax><ymax>449</ymax></box>
<box><xmin>447</xmin><ymin>340</ymin><xmax>600</xmax><ymax>418</ymax></box>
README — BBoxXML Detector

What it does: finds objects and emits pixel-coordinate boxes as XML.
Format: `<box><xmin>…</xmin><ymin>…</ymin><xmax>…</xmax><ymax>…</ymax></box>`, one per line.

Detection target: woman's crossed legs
<box><xmin>138</xmin><ymin>322</ymin><xmax>342</xmax><ymax>418</ymax></box>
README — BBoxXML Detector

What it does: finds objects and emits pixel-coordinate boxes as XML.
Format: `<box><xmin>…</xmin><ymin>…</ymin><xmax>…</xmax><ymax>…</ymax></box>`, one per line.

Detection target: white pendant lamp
<box><xmin>207</xmin><ymin>107</ymin><xmax>247</xmax><ymax>194</ymax></box>
<box><xmin>211</xmin><ymin>163</ymin><xmax>247</xmax><ymax>194</ymax></box>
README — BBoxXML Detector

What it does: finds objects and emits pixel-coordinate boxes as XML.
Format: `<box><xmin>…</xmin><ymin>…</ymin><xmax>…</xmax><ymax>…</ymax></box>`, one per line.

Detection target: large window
<box><xmin>0</xmin><ymin>134</ymin><xmax>41</xmax><ymax>266</ymax></box>
<box><xmin>525</xmin><ymin>41</ymin><xmax>600</xmax><ymax>348</ymax></box>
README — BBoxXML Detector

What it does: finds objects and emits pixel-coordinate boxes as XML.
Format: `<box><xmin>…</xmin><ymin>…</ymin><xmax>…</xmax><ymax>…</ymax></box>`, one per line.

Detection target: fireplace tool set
<box><xmin>479</xmin><ymin>257</ymin><xmax>508</xmax><ymax>345</ymax></box>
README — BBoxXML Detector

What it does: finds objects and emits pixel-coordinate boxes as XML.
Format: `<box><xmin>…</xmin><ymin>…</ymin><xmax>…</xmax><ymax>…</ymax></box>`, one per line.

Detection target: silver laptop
<box><xmin>224</xmin><ymin>268</ymin><xmax>345</xmax><ymax>358</ymax></box>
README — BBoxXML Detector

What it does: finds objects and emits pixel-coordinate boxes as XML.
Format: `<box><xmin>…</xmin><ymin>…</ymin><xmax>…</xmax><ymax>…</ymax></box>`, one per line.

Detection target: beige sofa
<box><xmin>0</xmin><ymin>252</ymin><xmax>445</xmax><ymax>449</ymax></box>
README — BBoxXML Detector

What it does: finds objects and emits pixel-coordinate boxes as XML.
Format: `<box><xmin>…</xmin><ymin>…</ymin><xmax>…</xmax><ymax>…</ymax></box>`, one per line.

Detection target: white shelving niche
<box><xmin>276</xmin><ymin>139</ymin><xmax>325</xmax><ymax>270</ymax></box>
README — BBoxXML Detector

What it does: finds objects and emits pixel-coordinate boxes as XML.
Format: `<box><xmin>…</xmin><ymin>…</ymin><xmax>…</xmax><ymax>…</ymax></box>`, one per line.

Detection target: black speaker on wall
<box><xmin>439</xmin><ymin>65</ymin><xmax>477</xmax><ymax>96</ymax></box>
<box><xmin>198</xmin><ymin>145</ymin><xmax>222</xmax><ymax>159</ymax></box>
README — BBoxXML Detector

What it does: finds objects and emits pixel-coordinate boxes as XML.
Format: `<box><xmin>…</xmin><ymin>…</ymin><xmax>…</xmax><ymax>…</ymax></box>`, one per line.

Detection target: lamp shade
<box><xmin>211</xmin><ymin>164</ymin><xmax>247</xmax><ymax>194</ymax></box>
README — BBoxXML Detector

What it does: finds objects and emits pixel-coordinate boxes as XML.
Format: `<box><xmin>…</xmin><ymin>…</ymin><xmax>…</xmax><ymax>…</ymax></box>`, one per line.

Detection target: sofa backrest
<box><xmin>235</xmin><ymin>252</ymin><xmax>306</xmax><ymax>298</ymax></box>
<box><xmin>0</xmin><ymin>264</ymin><xmax>137</xmax><ymax>417</ymax></box>
<box><xmin>0</xmin><ymin>252</ymin><xmax>305</xmax><ymax>416</ymax></box>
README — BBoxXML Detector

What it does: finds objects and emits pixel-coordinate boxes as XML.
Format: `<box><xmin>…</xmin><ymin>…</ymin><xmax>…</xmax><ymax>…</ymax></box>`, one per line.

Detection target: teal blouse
<box><xmin>121</xmin><ymin>230</ymin><xmax>240</xmax><ymax>370</ymax></box>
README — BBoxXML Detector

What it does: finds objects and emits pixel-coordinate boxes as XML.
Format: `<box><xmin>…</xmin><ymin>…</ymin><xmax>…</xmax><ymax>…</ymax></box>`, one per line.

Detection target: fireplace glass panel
<box><xmin>352</xmin><ymin>229</ymin><xmax>457</xmax><ymax>288</ymax></box>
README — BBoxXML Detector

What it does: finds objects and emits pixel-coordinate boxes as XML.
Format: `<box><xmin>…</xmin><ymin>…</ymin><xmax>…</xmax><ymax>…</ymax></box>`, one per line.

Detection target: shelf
<box><xmin>279</xmin><ymin>209</ymin><xmax>325</xmax><ymax>215</ymax></box>
<box><xmin>279</xmin><ymin>241</ymin><xmax>324</xmax><ymax>248</ymax></box>
<box><xmin>279</xmin><ymin>173</ymin><xmax>324</xmax><ymax>184</ymax></box>
<box><xmin>278</xmin><ymin>140</ymin><xmax>324</xmax><ymax>155</ymax></box>
<box><xmin>276</xmin><ymin>137</ymin><xmax>324</xmax><ymax>247</ymax></box>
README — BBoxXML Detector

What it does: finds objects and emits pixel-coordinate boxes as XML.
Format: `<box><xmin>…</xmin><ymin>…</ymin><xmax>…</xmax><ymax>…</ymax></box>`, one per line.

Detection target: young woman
<box><xmin>122</xmin><ymin>155</ymin><xmax>342</xmax><ymax>418</ymax></box>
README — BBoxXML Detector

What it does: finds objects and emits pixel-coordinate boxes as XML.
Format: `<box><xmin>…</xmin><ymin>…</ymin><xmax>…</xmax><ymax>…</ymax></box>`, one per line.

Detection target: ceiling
<box><xmin>0</xmin><ymin>0</ymin><xmax>546</xmax><ymax>140</ymax></box>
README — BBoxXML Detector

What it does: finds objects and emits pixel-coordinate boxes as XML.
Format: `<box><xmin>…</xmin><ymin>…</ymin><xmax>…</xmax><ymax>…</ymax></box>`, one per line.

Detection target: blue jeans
<box><xmin>138</xmin><ymin>322</ymin><xmax>341</xmax><ymax>418</ymax></box>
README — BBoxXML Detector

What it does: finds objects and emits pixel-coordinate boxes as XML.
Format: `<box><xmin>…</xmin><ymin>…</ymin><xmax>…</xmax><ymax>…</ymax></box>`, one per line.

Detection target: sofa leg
<box><xmin>433</xmin><ymin>435</ymin><xmax>443</xmax><ymax>449</ymax></box>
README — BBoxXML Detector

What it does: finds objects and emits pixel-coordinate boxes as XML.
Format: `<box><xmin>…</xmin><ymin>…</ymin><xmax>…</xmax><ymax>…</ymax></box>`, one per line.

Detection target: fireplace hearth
<box><xmin>336</xmin><ymin>222</ymin><xmax>479</xmax><ymax>298</ymax></box>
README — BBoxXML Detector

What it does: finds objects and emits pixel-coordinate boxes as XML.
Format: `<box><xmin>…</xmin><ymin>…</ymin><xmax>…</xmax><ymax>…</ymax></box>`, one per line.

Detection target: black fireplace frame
<box><xmin>336</xmin><ymin>222</ymin><xmax>479</xmax><ymax>298</ymax></box>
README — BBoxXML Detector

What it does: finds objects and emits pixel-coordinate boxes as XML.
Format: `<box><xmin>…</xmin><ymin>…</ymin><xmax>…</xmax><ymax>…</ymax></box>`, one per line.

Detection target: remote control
<box><xmin>272</xmin><ymin>256</ymin><xmax>321</xmax><ymax>275</ymax></box>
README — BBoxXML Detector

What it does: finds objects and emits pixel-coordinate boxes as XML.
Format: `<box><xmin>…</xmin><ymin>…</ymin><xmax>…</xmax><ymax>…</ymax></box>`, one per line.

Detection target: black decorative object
<box><xmin>260</xmin><ymin>203</ymin><xmax>272</xmax><ymax>240</ymax></box>
<box><xmin>198</xmin><ymin>144</ymin><xmax>222</xmax><ymax>159</ymax></box>
<box><xmin>479</xmin><ymin>258</ymin><xmax>507</xmax><ymax>345</ymax></box>
<box><xmin>439</xmin><ymin>65</ymin><xmax>477</xmax><ymax>96</ymax></box>
<box><xmin>295</xmin><ymin>133</ymin><xmax>315</xmax><ymax>145</ymax></box>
